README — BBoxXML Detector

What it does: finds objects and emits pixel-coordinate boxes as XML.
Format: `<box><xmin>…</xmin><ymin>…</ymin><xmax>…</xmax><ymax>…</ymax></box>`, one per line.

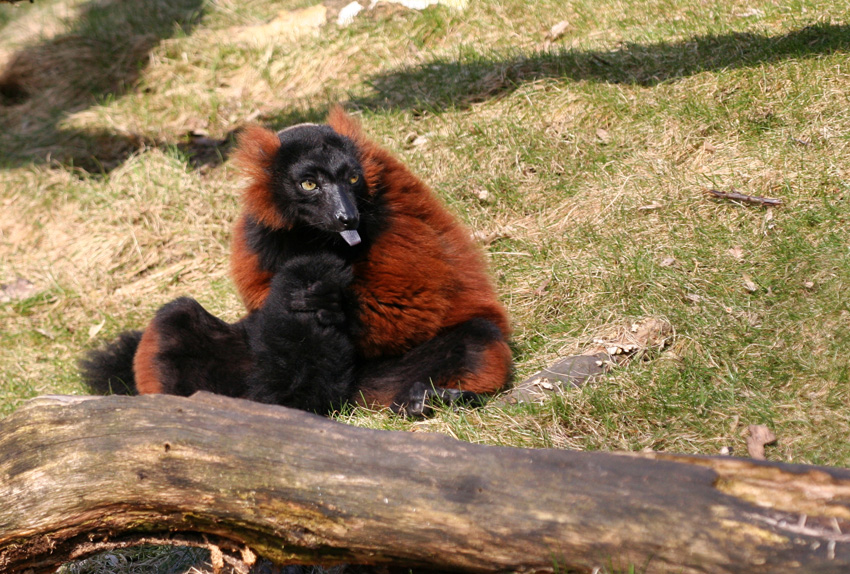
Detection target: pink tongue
<box><xmin>340</xmin><ymin>230</ymin><xmax>361</xmax><ymax>246</ymax></box>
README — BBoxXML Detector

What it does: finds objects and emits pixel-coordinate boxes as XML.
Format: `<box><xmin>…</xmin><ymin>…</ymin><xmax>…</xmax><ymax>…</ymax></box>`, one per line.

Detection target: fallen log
<box><xmin>1</xmin><ymin>393</ymin><xmax>849</xmax><ymax>574</ymax></box>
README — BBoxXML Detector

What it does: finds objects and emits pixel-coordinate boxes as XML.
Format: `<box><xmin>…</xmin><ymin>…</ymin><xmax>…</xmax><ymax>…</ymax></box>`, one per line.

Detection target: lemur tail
<box><xmin>79</xmin><ymin>330</ymin><xmax>143</xmax><ymax>395</ymax></box>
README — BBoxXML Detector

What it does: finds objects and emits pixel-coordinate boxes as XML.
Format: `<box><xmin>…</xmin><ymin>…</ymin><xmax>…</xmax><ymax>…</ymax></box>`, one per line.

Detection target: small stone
<box><xmin>338</xmin><ymin>2</ymin><xmax>364</xmax><ymax>26</ymax></box>
<box><xmin>0</xmin><ymin>277</ymin><xmax>38</xmax><ymax>303</ymax></box>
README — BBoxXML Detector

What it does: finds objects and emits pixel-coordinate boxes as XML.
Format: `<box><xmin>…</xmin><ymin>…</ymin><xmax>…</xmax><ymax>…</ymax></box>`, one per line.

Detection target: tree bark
<box><xmin>1</xmin><ymin>393</ymin><xmax>850</xmax><ymax>574</ymax></box>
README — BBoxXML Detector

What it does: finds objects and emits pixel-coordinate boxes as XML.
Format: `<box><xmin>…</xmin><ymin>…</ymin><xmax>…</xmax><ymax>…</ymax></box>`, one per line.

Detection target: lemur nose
<box><xmin>336</xmin><ymin>212</ymin><xmax>359</xmax><ymax>229</ymax></box>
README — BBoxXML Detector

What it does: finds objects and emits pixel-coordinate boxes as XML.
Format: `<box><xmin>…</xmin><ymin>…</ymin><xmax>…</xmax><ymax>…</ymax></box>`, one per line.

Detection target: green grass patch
<box><xmin>2</xmin><ymin>0</ymin><xmax>850</xmax><ymax>570</ymax></box>
<box><xmin>3</xmin><ymin>0</ymin><xmax>848</xmax><ymax>453</ymax></box>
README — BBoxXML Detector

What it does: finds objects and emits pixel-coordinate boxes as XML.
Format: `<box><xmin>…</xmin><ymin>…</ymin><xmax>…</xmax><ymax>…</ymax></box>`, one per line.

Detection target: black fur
<box><xmin>81</xmin><ymin>254</ymin><xmax>354</xmax><ymax>414</ymax></box>
<box><xmin>79</xmin><ymin>330</ymin><xmax>143</xmax><ymax>395</ymax></box>
<box><xmin>244</xmin><ymin>254</ymin><xmax>355</xmax><ymax>412</ymax></box>
<box><xmin>145</xmin><ymin>296</ymin><xmax>254</xmax><ymax>398</ymax></box>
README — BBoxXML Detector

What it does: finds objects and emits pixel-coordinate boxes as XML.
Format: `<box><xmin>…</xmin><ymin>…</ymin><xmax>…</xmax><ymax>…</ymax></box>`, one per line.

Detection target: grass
<box><xmin>2</xmin><ymin>0</ymin><xmax>850</xmax><ymax>572</ymax></box>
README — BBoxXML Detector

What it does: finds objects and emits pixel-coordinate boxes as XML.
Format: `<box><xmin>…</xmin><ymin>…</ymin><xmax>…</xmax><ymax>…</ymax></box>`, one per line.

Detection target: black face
<box><xmin>271</xmin><ymin>124</ymin><xmax>364</xmax><ymax>237</ymax></box>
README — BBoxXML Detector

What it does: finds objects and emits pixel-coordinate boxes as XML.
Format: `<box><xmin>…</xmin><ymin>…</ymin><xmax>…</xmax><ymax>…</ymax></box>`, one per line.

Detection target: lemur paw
<box><xmin>266</xmin><ymin>254</ymin><xmax>353</xmax><ymax>324</ymax></box>
<box><xmin>395</xmin><ymin>381</ymin><xmax>486</xmax><ymax>418</ymax></box>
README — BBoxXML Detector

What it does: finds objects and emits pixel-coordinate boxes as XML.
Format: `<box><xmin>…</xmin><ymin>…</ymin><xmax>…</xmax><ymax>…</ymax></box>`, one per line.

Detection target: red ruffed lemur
<box><xmin>81</xmin><ymin>108</ymin><xmax>512</xmax><ymax>416</ymax></box>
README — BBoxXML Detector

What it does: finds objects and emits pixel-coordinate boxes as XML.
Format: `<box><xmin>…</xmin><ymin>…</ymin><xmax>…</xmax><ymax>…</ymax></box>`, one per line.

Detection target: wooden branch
<box><xmin>705</xmin><ymin>188</ymin><xmax>784</xmax><ymax>206</ymax></box>
<box><xmin>2</xmin><ymin>393</ymin><xmax>850</xmax><ymax>574</ymax></box>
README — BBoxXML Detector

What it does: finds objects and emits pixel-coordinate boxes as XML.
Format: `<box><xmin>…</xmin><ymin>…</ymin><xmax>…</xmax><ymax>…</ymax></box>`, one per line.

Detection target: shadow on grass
<box><xmin>354</xmin><ymin>22</ymin><xmax>850</xmax><ymax>111</ymax></box>
<box><xmin>186</xmin><ymin>21</ymin><xmax>850</xmax><ymax>166</ymax></box>
<box><xmin>1</xmin><ymin>14</ymin><xmax>847</xmax><ymax>174</ymax></box>
<box><xmin>0</xmin><ymin>0</ymin><xmax>203</xmax><ymax>173</ymax></box>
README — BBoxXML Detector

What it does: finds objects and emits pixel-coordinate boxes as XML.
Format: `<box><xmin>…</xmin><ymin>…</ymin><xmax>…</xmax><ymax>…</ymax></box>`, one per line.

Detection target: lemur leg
<box><xmin>354</xmin><ymin>318</ymin><xmax>512</xmax><ymax>416</ymax></box>
<box><xmin>134</xmin><ymin>297</ymin><xmax>253</xmax><ymax>397</ymax></box>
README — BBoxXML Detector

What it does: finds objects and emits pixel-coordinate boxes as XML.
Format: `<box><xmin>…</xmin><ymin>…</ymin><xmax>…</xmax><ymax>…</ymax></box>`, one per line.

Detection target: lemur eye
<box><xmin>300</xmin><ymin>180</ymin><xmax>317</xmax><ymax>191</ymax></box>
<box><xmin>349</xmin><ymin>175</ymin><xmax>359</xmax><ymax>184</ymax></box>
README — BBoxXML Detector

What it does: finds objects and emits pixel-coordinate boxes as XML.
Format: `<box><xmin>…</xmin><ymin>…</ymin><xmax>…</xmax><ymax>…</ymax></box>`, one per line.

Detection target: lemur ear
<box><xmin>326</xmin><ymin>106</ymin><xmax>384</xmax><ymax>199</ymax></box>
<box><xmin>325</xmin><ymin>105</ymin><xmax>364</xmax><ymax>142</ymax></box>
<box><xmin>233</xmin><ymin>125</ymin><xmax>290</xmax><ymax>230</ymax></box>
<box><xmin>234</xmin><ymin>125</ymin><xmax>280</xmax><ymax>176</ymax></box>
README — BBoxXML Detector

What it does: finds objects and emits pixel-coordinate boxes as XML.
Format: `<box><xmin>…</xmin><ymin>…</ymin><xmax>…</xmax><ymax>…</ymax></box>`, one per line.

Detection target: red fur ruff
<box><xmin>326</xmin><ymin>108</ymin><xmax>510</xmax><ymax>356</ymax></box>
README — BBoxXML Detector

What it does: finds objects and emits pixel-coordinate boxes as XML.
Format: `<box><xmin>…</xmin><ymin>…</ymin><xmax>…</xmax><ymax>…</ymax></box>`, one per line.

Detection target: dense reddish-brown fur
<box><xmin>230</xmin><ymin>108</ymin><xmax>511</xmax><ymax>398</ymax></box>
<box><xmin>230</xmin><ymin>215</ymin><xmax>275</xmax><ymax>311</ymax></box>
<box><xmin>352</xmin><ymin>384</ymin><xmax>399</xmax><ymax>410</ymax></box>
<box><xmin>329</xmin><ymin>108</ymin><xmax>510</xmax><ymax>357</ymax></box>
<box><xmin>461</xmin><ymin>339</ymin><xmax>513</xmax><ymax>393</ymax></box>
<box><xmin>232</xmin><ymin>125</ymin><xmax>290</xmax><ymax>231</ymax></box>
<box><xmin>133</xmin><ymin>326</ymin><xmax>163</xmax><ymax>394</ymax></box>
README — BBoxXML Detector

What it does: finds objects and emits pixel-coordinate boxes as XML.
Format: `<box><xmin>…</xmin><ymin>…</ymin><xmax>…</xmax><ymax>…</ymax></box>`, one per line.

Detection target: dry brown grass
<box><xmin>2</xmin><ymin>0</ymin><xmax>850</xmax><ymax>470</ymax></box>
<box><xmin>2</xmin><ymin>1</ymin><xmax>849</xmax><ymax>572</ymax></box>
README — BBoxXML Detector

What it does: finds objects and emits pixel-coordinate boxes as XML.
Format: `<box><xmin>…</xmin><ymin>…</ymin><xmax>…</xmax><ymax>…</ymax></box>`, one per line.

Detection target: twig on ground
<box><xmin>705</xmin><ymin>188</ymin><xmax>784</xmax><ymax>207</ymax></box>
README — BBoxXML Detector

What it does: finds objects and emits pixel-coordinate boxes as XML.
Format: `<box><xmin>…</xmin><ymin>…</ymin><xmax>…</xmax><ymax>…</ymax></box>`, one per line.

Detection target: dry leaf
<box><xmin>533</xmin><ymin>277</ymin><xmax>551</xmax><ymax>296</ymax></box>
<box><xmin>595</xmin><ymin>128</ymin><xmax>610</xmax><ymax>143</ymax></box>
<box><xmin>762</xmin><ymin>208</ymin><xmax>776</xmax><ymax>234</ymax></box>
<box><xmin>736</xmin><ymin>7</ymin><xmax>765</xmax><ymax>18</ymax></box>
<box><xmin>803</xmin><ymin>281</ymin><xmax>815</xmax><ymax>290</ymax></box>
<box><xmin>660</xmin><ymin>257</ymin><xmax>676</xmax><ymax>267</ymax></box>
<box><xmin>472</xmin><ymin>229</ymin><xmax>508</xmax><ymax>245</ymax></box>
<box><xmin>728</xmin><ymin>246</ymin><xmax>744</xmax><ymax>260</ymax></box>
<box><xmin>638</xmin><ymin>202</ymin><xmax>663</xmax><ymax>211</ymax></box>
<box><xmin>35</xmin><ymin>328</ymin><xmax>56</xmax><ymax>340</ymax></box>
<box><xmin>746</xmin><ymin>424</ymin><xmax>776</xmax><ymax>460</ymax></box>
<box><xmin>685</xmin><ymin>293</ymin><xmax>702</xmax><ymax>303</ymax></box>
<box><xmin>88</xmin><ymin>320</ymin><xmax>106</xmax><ymax>340</ymax></box>
<box><xmin>545</xmin><ymin>20</ymin><xmax>569</xmax><ymax>41</ymax></box>
<box><xmin>742</xmin><ymin>274</ymin><xmax>758</xmax><ymax>293</ymax></box>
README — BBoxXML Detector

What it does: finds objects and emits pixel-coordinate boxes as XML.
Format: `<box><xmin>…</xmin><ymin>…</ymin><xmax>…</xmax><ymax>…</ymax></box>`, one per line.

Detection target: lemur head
<box><xmin>235</xmin><ymin>122</ymin><xmax>365</xmax><ymax>246</ymax></box>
